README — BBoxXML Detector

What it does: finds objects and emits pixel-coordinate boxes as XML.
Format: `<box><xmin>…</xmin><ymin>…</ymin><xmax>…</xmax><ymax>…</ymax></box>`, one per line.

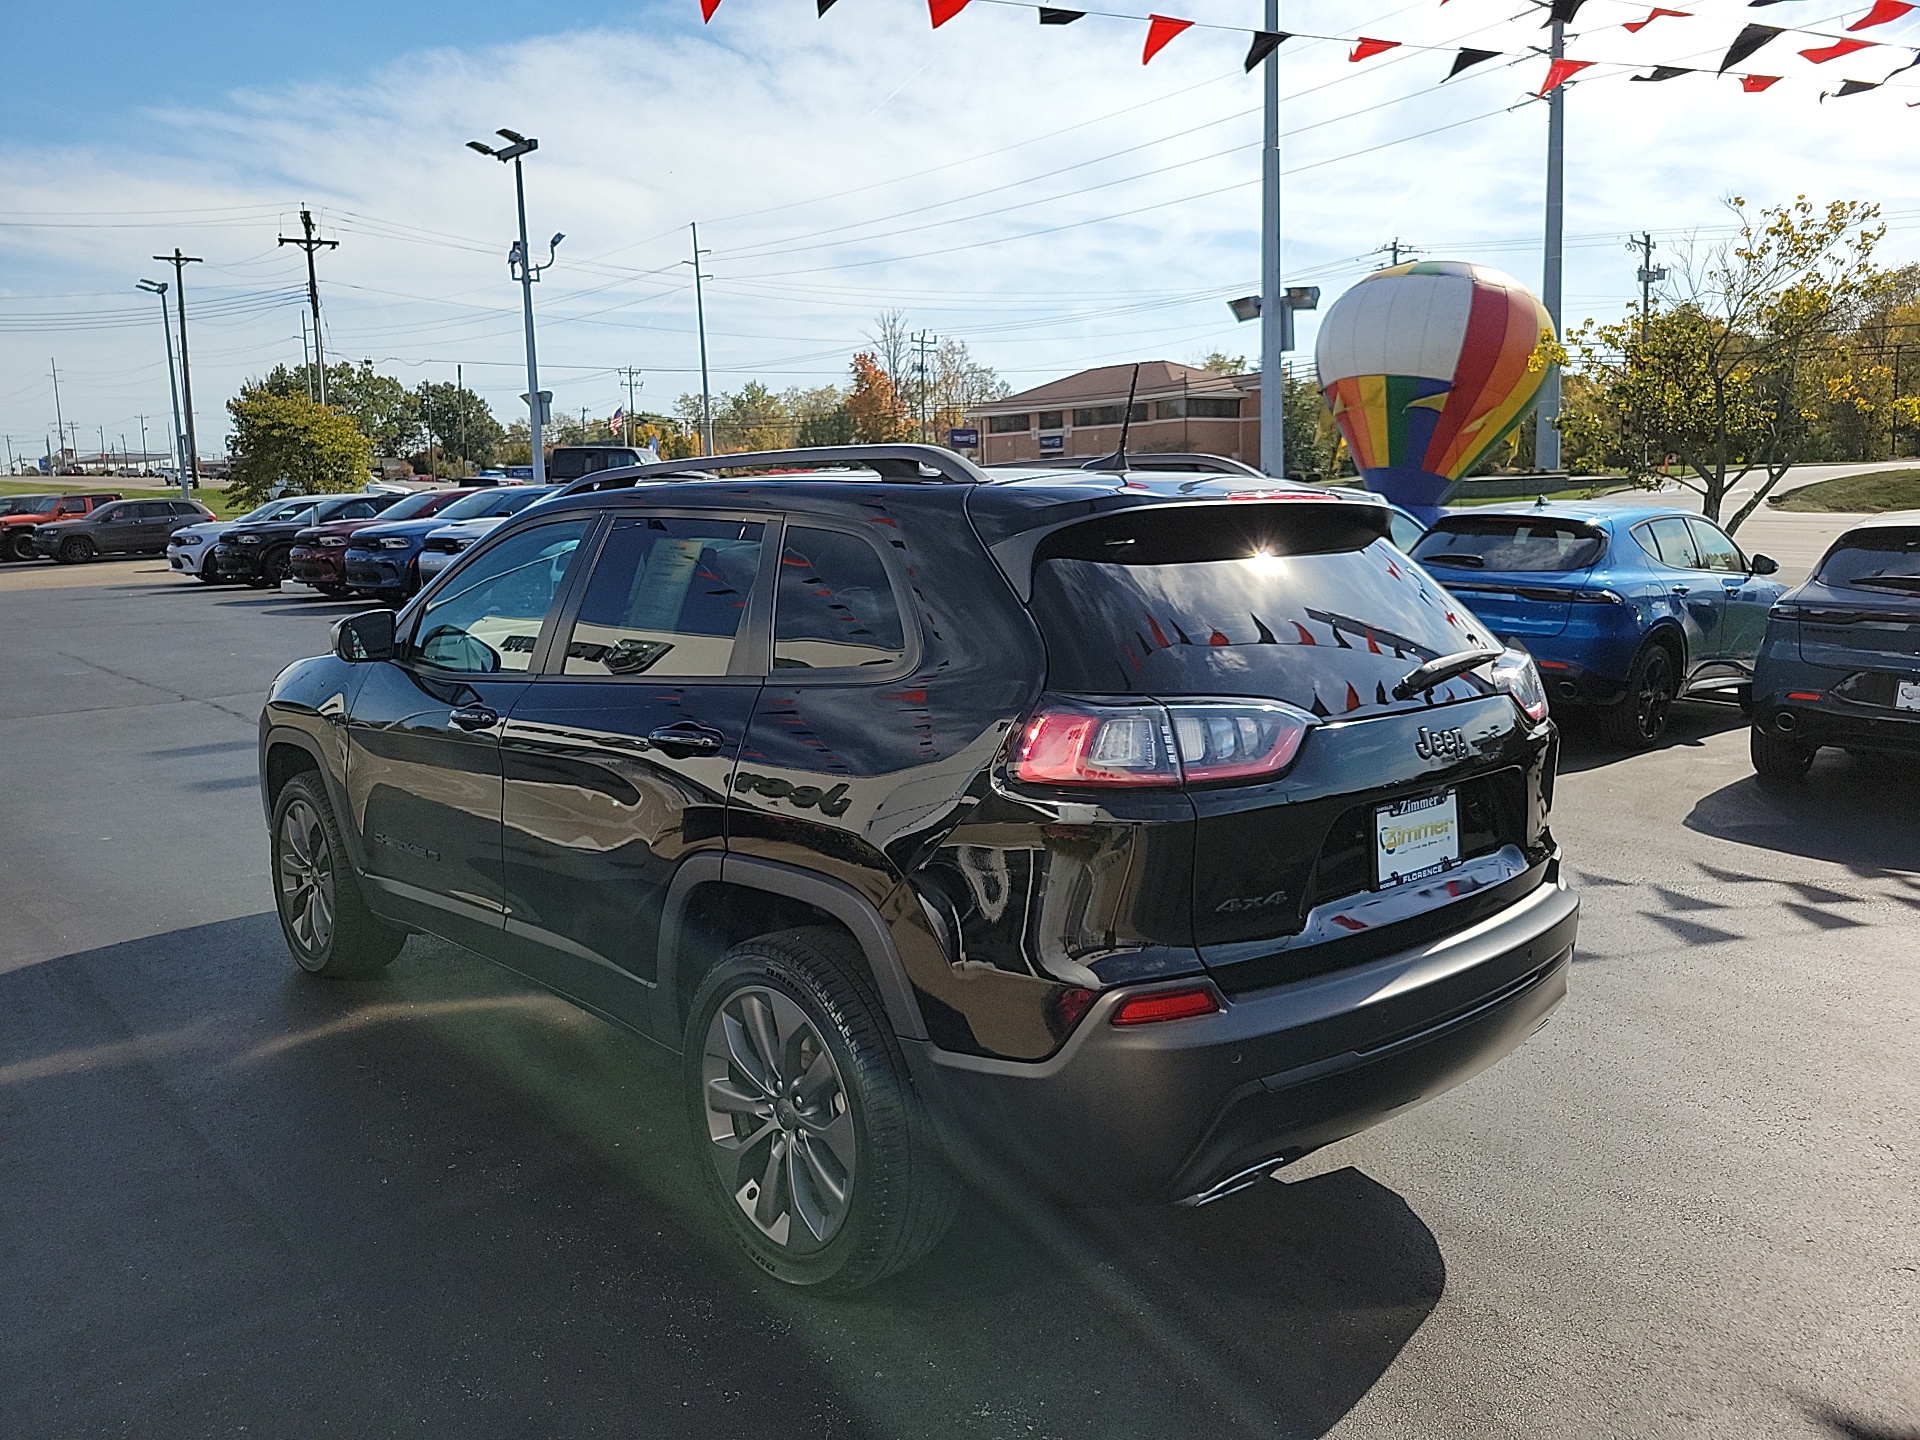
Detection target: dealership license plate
<box><xmin>1376</xmin><ymin>791</ymin><xmax>1461</xmax><ymax>888</ymax></box>
<box><xmin>1898</xmin><ymin>680</ymin><xmax>1920</xmax><ymax>713</ymax></box>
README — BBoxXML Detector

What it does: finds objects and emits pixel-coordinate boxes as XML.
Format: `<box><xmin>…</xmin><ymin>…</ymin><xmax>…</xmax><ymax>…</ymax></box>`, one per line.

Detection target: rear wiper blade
<box><xmin>1420</xmin><ymin>554</ymin><xmax>1485</xmax><ymax>568</ymax></box>
<box><xmin>1851</xmin><ymin>574</ymin><xmax>1920</xmax><ymax>591</ymax></box>
<box><xmin>1393</xmin><ymin>646</ymin><xmax>1504</xmax><ymax>700</ymax></box>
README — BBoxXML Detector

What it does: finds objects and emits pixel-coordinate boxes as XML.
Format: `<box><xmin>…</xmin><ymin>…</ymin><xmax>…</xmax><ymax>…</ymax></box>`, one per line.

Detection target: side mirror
<box><xmin>333</xmin><ymin>608</ymin><xmax>396</xmax><ymax>663</ymax></box>
<box><xmin>1749</xmin><ymin>553</ymin><xmax>1779</xmax><ymax>576</ymax></box>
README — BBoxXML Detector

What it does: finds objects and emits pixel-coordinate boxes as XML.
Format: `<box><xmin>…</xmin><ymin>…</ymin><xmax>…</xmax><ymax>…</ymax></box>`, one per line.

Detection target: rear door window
<box><xmin>773</xmin><ymin>527</ymin><xmax>907</xmax><ymax>671</ymax></box>
<box><xmin>561</xmin><ymin>516</ymin><xmax>764</xmax><ymax>678</ymax></box>
<box><xmin>1815</xmin><ymin>526</ymin><xmax>1920</xmax><ymax>594</ymax></box>
<box><xmin>1028</xmin><ymin>502</ymin><xmax>1498</xmax><ymax>716</ymax></box>
<box><xmin>1410</xmin><ymin>518</ymin><xmax>1604</xmax><ymax>573</ymax></box>
<box><xmin>1636</xmin><ymin>517</ymin><xmax>1701</xmax><ymax>569</ymax></box>
<box><xmin>1687</xmin><ymin>519</ymin><xmax>1745</xmax><ymax>574</ymax></box>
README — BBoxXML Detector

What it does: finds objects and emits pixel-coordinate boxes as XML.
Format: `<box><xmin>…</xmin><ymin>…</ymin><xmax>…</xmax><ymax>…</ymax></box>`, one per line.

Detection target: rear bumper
<box><xmin>915</xmin><ymin>874</ymin><xmax>1578</xmax><ymax>1204</ymax></box>
<box><xmin>1756</xmin><ymin>697</ymin><xmax>1920</xmax><ymax>753</ymax></box>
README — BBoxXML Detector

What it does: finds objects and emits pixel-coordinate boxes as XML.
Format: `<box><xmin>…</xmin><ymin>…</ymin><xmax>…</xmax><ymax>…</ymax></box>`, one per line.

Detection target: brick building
<box><xmin>967</xmin><ymin>361</ymin><xmax>1263</xmax><ymax>466</ymax></box>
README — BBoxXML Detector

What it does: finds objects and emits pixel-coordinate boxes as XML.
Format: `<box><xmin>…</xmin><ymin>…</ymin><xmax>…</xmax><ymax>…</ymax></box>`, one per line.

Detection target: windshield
<box><xmin>1412</xmin><ymin>517</ymin><xmax>1605</xmax><ymax>573</ymax></box>
<box><xmin>435</xmin><ymin>486</ymin><xmax>555</xmax><ymax>521</ymax></box>
<box><xmin>1815</xmin><ymin>526</ymin><xmax>1920</xmax><ymax>592</ymax></box>
<box><xmin>2</xmin><ymin>495</ymin><xmax>58</xmax><ymax>515</ymax></box>
<box><xmin>376</xmin><ymin>488</ymin><xmax>465</xmax><ymax>523</ymax></box>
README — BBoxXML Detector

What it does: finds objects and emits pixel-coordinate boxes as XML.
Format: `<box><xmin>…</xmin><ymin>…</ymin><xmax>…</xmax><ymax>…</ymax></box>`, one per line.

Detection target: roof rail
<box><xmin>987</xmin><ymin>452</ymin><xmax>1267</xmax><ymax>479</ymax></box>
<box><xmin>553</xmin><ymin>443</ymin><xmax>990</xmax><ymax>497</ymax></box>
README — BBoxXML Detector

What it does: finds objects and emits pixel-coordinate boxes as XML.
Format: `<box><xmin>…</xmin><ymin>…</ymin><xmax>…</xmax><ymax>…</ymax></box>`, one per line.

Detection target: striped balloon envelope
<box><xmin>1314</xmin><ymin>261</ymin><xmax>1554</xmax><ymax>522</ymax></box>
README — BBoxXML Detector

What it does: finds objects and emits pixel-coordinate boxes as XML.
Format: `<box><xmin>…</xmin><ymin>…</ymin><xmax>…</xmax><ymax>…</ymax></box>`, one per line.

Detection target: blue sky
<box><xmin>6</xmin><ymin>0</ymin><xmax>1920</xmax><ymax>460</ymax></box>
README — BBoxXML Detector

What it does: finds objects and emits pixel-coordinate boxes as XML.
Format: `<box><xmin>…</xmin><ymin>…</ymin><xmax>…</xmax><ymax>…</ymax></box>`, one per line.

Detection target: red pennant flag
<box><xmin>700</xmin><ymin>0</ymin><xmax>722</xmax><ymax>20</ymax></box>
<box><xmin>1623</xmin><ymin>6</ymin><xmax>1690</xmax><ymax>31</ymax></box>
<box><xmin>1142</xmin><ymin>13</ymin><xmax>1193</xmax><ymax>62</ymax></box>
<box><xmin>928</xmin><ymin>0</ymin><xmax>970</xmax><ymax>27</ymax></box>
<box><xmin>1742</xmin><ymin>72</ymin><xmax>1781</xmax><ymax>89</ymax></box>
<box><xmin>1538</xmin><ymin>57</ymin><xmax>1594</xmax><ymax>94</ymax></box>
<box><xmin>1800</xmin><ymin>37</ymin><xmax>1874</xmax><ymax>61</ymax></box>
<box><xmin>1349</xmin><ymin>36</ymin><xmax>1401</xmax><ymax>61</ymax></box>
<box><xmin>1848</xmin><ymin>0</ymin><xmax>1914</xmax><ymax>28</ymax></box>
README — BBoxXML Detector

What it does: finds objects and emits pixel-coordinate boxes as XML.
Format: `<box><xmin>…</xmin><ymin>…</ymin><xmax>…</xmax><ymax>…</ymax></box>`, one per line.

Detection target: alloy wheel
<box><xmin>276</xmin><ymin>798</ymin><xmax>336</xmax><ymax>956</ymax></box>
<box><xmin>700</xmin><ymin>986</ymin><xmax>857</xmax><ymax>1252</ymax></box>
<box><xmin>1636</xmin><ymin>650</ymin><xmax>1674</xmax><ymax>741</ymax></box>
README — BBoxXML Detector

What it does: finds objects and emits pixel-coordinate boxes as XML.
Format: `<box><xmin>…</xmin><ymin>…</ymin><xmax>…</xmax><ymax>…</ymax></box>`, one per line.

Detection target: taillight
<box><xmin>1490</xmin><ymin>647</ymin><xmax>1550</xmax><ymax>724</ymax></box>
<box><xmin>1111</xmin><ymin>984</ymin><xmax>1223</xmax><ymax>1026</ymax></box>
<box><xmin>1010</xmin><ymin>698</ymin><xmax>1313</xmax><ymax>788</ymax></box>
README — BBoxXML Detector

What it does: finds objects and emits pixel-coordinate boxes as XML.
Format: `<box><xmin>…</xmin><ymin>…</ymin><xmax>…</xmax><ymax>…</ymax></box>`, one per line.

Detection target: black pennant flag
<box><xmin>1828</xmin><ymin>78</ymin><xmax>1882</xmax><ymax>95</ymax></box>
<box><xmin>1746</xmin><ymin>0</ymin><xmax>1799</xmax><ymax>6</ymax></box>
<box><xmin>1444</xmin><ymin>47</ymin><xmax>1500</xmax><ymax>79</ymax></box>
<box><xmin>1243</xmin><ymin>30</ymin><xmax>1290</xmax><ymax>69</ymax></box>
<box><xmin>1631</xmin><ymin>65</ymin><xmax>1694</xmax><ymax>80</ymax></box>
<box><xmin>1547</xmin><ymin>0</ymin><xmax>1588</xmax><ymax>23</ymax></box>
<box><xmin>1038</xmin><ymin>6</ymin><xmax>1084</xmax><ymax>21</ymax></box>
<box><xmin>817</xmin><ymin>0</ymin><xmax>837</xmax><ymax>13</ymax></box>
<box><xmin>1719</xmin><ymin>23</ymin><xmax>1783</xmax><ymax>71</ymax></box>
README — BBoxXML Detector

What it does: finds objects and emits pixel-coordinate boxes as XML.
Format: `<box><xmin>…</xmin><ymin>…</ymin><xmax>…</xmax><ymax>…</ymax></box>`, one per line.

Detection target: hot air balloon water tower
<box><xmin>1314</xmin><ymin>261</ymin><xmax>1556</xmax><ymax>524</ymax></box>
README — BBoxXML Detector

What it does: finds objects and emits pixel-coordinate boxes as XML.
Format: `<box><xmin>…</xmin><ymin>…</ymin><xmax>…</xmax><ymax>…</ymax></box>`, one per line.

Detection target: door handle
<box><xmin>647</xmin><ymin>724</ymin><xmax>724</xmax><ymax>756</ymax></box>
<box><xmin>1671</xmin><ymin>585</ymin><xmax>1690</xmax><ymax>596</ymax></box>
<box><xmin>448</xmin><ymin>705</ymin><xmax>500</xmax><ymax>731</ymax></box>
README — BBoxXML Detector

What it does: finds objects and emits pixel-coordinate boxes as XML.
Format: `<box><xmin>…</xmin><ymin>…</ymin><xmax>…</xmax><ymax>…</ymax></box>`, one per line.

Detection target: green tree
<box><xmin>1281</xmin><ymin>368</ymin><xmax>1339</xmax><ymax>480</ymax></box>
<box><xmin>1566</xmin><ymin>196</ymin><xmax>1889</xmax><ymax>533</ymax></box>
<box><xmin>1198</xmin><ymin>351</ymin><xmax>1248</xmax><ymax>375</ymax></box>
<box><xmin>930</xmin><ymin>338</ymin><xmax>1009</xmax><ymax>437</ymax></box>
<box><xmin>226</xmin><ymin>390</ymin><xmax>372</xmax><ymax>510</ymax></box>
<box><xmin>258</xmin><ymin>359</ymin><xmax>423</xmax><ymax>457</ymax></box>
<box><xmin>416</xmin><ymin>381</ymin><xmax>504</xmax><ymax>471</ymax></box>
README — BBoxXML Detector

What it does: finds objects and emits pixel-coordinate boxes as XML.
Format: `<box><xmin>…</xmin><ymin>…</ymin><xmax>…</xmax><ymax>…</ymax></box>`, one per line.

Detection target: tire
<box><xmin>251</xmin><ymin>546</ymin><xmax>292</xmax><ymax>589</ymax></box>
<box><xmin>684</xmin><ymin>927</ymin><xmax>959</xmax><ymax>1292</ymax></box>
<box><xmin>1601</xmin><ymin>641</ymin><xmax>1678</xmax><ymax>749</ymax></box>
<box><xmin>0</xmin><ymin>532</ymin><xmax>26</xmax><ymax>562</ymax></box>
<box><xmin>55</xmin><ymin>536</ymin><xmax>95</xmax><ymax>565</ymax></box>
<box><xmin>195</xmin><ymin>564</ymin><xmax>222</xmax><ymax>584</ymax></box>
<box><xmin>314</xmin><ymin>582</ymin><xmax>348</xmax><ymax>598</ymax></box>
<box><xmin>1751</xmin><ymin>727</ymin><xmax>1814</xmax><ymax>785</ymax></box>
<box><xmin>270</xmin><ymin>771</ymin><xmax>406</xmax><ymax>977</ymax></box>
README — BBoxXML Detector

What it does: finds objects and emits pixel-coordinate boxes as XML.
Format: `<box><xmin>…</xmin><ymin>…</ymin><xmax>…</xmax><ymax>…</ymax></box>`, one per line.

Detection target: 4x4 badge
<box><xmin>1414</xmin><ymin>725</ymin><xmax>1467</xmax><ymax>761</ymax></box>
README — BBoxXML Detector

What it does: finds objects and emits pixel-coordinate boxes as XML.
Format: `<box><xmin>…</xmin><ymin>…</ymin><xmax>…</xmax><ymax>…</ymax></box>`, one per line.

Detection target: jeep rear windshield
<box><xmin>1815</xmin><ymin>526</ymin><xmax>1920</xmax><ymax>592</ymax></box>
<box><xmin>1</xmin><ymin>495</ymin><xmax>57</xmax><ymax>515</ymax></box>
<box><xmin>1411</xmin><ymin>517</ymin><xmax>1605</xmax><ymax>573</ymax></box>
<box><xmin>1027</xmin><ymin>502</ymin><xmax>1503</xmax><ymax>715</ymax></box>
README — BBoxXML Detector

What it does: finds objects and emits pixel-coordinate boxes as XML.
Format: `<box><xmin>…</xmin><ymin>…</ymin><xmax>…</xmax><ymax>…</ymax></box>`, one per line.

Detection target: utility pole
<box><xmin>300</xmin><ymin>313</ymin><xmax>314</xmax><ymax>398</ymax></box>
<box><xmin>686</xmin><ymin>224</ymin><xmax>714</xmax><ymax>456</ymax></box>
<box><xmin>154</xmin><ymin>250</ymin><xmax>204</xmax><ymax>496</ymax></box>
<box><xmin>279</xmin><ymin>208</ymin><xmax>338</xmax><ymax>405</ymax></box>
<box><xmin>49</xmin><ymin>360</ymin><xmax>67</xmax><ymax>475</ymax></box>
<box><xmin>1377</xmin><ymin>238</ymin><xmax>1419</xmax><ymax>268</ymax></box>
<box><xmin>468</xmin><ymin>130</ymin><xmax>559</xmax><ymax>486</ymax></box>
<box><xmin>457</xmin><ymin>363</ymin><xmax>467</xmax><ymax>473</ymax></box>
<box><xmin>910</xmin><ymin>330</ymin><xmax>937</xmax><ymax>443</ymax></box>
<box><xmin>1631</xmin><ymin>232</ymin><xmax>1666</xmax><ymax>346</ymax></box>
<box><xmin>617</xmin><ymin>366</ymin><xmax>643</xmax><ymax>447</ymax></box>
<box><xmin>1534</xmin><ymin>13</ymin><xmax>1567</xmax><ymax>472</ymax></box>
<box><xmin>138</xmin><ymin>416</ymin><xmax>149</xmax><ymax>473</ymax></box>
<box><xmin>137</xmin><ymin>279</ymin><xmax>188</xmax><ymax>497</ymax></box>
<box><xmin>1259</xmin><ymin>0</ymin><xmax>1286</xmax><ymax>480</ymax></box>
<box><xmin>4</xmin><ymin>435</ymin><xmax>14</xmax><ymax>475</ymax></box>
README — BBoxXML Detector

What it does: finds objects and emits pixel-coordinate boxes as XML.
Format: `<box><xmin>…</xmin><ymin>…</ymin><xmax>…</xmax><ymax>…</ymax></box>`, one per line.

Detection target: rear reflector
<box><xmin>1787</xmin><ymin>691</ymin><xmax>1822</xmax><ymax>701</ymax></box>
<box><xmin>1111</xmin><ymin>985</ymin><xmax>1223</xmax><ymax>1026</ymax></box>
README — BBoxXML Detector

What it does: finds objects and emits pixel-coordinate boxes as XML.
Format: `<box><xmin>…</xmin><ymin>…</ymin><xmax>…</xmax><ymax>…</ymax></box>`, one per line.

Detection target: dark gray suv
<box><xmin>31</xmin><ymin>497</ymin><xmax>213</xmax><ymax>563</ymax></box>
<box><xmin>259</xmin><ymin>445</ymin><xmax>1578</xmax><ymax>1291</ymax></box>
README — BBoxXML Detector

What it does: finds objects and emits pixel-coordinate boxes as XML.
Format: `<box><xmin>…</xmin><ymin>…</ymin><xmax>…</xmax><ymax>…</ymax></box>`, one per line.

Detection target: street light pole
<box><xmin>1534</xmin><ymin>15</ymin><xmax>1567</xmax><ymax>473</ymax></box>
<box><xmin>469</xmin><ymin>129</ymin><xmax>559</xmax><ymax>485</ymax></box>
<box><xmin>1258</xmin><ymin>0</ymin><xmax>1286</xmax><ymax>480</ymax></box>
<box><xmin>686</xmin><ymin>224</ymin><xmax>715</xmax><ymax>457</ymax></box>
<box><xmin>49</xmin><ymin>359</ymin><xmax>67</xmax><ymax>476</ymax></box>
<box><xmin>152</xmin><ymin>250</ymin><xmax>204</xmax><ymax>496</ymax></box>
<box><xmin>138</xmin><ymin>279</ymin><xmax>188</xmax><ymax>497</ymax></box>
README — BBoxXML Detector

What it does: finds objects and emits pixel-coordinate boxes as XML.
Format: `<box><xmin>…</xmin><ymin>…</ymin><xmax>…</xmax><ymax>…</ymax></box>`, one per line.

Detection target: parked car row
<box><xmin>0</xmin><ymin>494</ymin><xmax>213</xmax><ymax>563</ymax></box>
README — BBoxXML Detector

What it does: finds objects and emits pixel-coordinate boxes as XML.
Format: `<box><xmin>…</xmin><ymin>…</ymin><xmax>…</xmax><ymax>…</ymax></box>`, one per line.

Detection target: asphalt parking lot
<box><xmin>2</xmin><ymin>541</ymin><xmax>1916</xmax><ymax>1440</ymax></box>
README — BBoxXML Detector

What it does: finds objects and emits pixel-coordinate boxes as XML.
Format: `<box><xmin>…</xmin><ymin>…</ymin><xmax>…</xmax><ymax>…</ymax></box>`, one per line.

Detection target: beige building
<box><xmin>967</xmin><ymin>361</ymin><xmax>1263</xmax><ymax>466</ymax></box>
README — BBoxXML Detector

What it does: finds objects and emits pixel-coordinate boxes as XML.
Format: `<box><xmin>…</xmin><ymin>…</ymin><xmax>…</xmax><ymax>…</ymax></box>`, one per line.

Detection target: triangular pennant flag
<box><xmin>700</xmin><ymin>0</ymin><xmax>722</xmax><ymax>20</ymax></box>
<box><xmin>1848</xmin><ymin>0</ymin><xmax>1913</xmax><ymax>25</ymax></box>
<box><xmin>1719</xmin><ymin>24</ymin><xmax>1783</xmax><ymax>71</ymax></box>
<box><xmin>1350</xmin><ymin>36</ymin><xmax>1401</xmax><ymax>61</ymax></box>
<box><xmin>1038</xmin><ymin>6</ymin><xmax>1083</xmax><ymax>20</ymax></box>
<box><xmin>1741</xmin><ymin>71</ymin><xmax>1782</xmax><ymax>88</ymax></box>
<box><xmin>928</xmin><ymin>0</ymin><xmax>970</xmax><ymax>27</ymax></box>
<box><xmin>1547</xmin><ymin>0</ymin><xmax>1588</xmax><ymax>22</ymax></box>
<box><xmin>1538</xmin><ymin>56</ymin><xmax>1594</xmax><ymax>93</ymax></box>
<box><xmin>1828</xmin><ymin>76</ymin><xmax>1883</xmax><ymax>93</ymax></box>
<box><xmin>817</xmin><ymin>0</ymin><xmax>837</xmax><ymax>13</ymax></box>
<box><xmin>1800</xmin><ymin>36</ymin><xmax>1874</xmax><ymax>61</ymax></box>
<box><xmin>1142</xmin><ymin>13</ymin><xmax>1192</xmax><ymax>63</ymax></box>
<box><xmin>1623</xmin><ymin>7</ymin><xmax>1691</xmax><ymax>31</ymax></box>
<box><xmin>1632</xmin><ymin>64</ymin><xmax>1694</xmax><ymax>79</ymax></box>
<box><xmin>1747</xmin><ymin>0</ymin><xmax>1796</xmax><ymax>5</ymax></box>
<box><xmin>1244</xmin><ymin>30</ymin><xmax>1290</xmax><ymax>69</ymax></box>
<box><xmin>1445</xmin><ymin>46</ymin><xmax>1500</xmax><ymax>78</ymax></box>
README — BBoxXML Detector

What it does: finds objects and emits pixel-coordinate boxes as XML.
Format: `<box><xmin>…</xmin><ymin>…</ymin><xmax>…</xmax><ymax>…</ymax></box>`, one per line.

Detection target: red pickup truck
<box><xmin>1</xmin><ymin>493</ymin><xmax>122</xmax><ymax>562</ymax></box>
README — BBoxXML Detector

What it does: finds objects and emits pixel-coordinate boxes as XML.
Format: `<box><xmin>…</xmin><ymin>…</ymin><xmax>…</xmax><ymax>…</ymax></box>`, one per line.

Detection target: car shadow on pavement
<box><xmin>1684</xmin><ymin>750</ymin><xmax>1920</xmax><ymax>875</ymax></box>
<box><xmin>1553</xmin><ymin>701</ymin><xmax>1748</xmax><ymax>774</ymax></box>
<box><xmin>0</xmin><ymin>914</ymin><xmax>1442</xmax><ymax>1440</ymax></box>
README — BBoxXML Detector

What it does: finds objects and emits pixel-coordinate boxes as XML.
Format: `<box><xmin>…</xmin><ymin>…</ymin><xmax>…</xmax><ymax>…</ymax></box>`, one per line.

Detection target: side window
<box><xmin>1687</xmin><ymin>518</ymin><xmax>1744</xmax><ymax>574</ymax></box>
<box><xmin>773</xmin><ymin>526</ymin><xmax>908</xmax><ymax>671</ymax></box>
<box><xmin>410</xmin><ymin>519</ymin><xmax>591</xmax><ymax>674</ymax></box>
<box><xmin>562</xmin><ymin>517</ymin><xmax>764</xmax><ymax>678</ymax></box>
<box><xmin>1388</xmin><ymin>512</ymin><xmax>1426</xmax><ymax>554</ymax></box>
<box><xmin>1638</xmin><ymin>517</ymin><xmax>1700</xmax><ymax>569</ymax></box>
<box><xmin>336</xmin><ymin>500</ymin><xmax>377</xmax><ymax>520</ymax></box>
<box><xmin>54</xmin><ymin>499</ymin><xmax>85</xmax><ymax>516</ymax></box>
<box><xmin>136</xmin><ymin>502</ymin><xmax>172</xmax><ymax>519</ymax></box>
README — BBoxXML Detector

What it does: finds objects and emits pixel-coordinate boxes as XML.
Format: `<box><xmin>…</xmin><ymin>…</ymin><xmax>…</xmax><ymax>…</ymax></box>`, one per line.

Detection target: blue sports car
<box><xmin>1748</xmin><ymin>510</ymin><xmax>1920</xmax><ymax>781</ymax></box>
<box><xmin>1410</xmin><ymin>500</ymin><xmax>1786</xmax><ymax>747</ymax></box>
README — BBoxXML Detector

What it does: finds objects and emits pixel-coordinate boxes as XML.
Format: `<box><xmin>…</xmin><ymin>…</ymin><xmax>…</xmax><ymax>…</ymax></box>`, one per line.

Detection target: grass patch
<box><xmin>1771</xmin><ymin>469</ymin><xmax>1920</xmax><ymax>513</ymax></box>
<box><xmin>1</xmin><ymin>478</ymin><xmax>250</xmax><ymax>518</ymax></box>
<box><xmin>1452</xmin><ymin>482</ymin><xmax>1637</xmax><ymax>507</ymax></box>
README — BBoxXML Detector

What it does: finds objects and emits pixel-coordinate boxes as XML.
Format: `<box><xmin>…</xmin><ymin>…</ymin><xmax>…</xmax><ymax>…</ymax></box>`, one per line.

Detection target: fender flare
<box><xmin>260</xmin><ymin>724</ymin><xmax>364</xmax><ymax>870</ymax></box>
<box><xmin>655</xmin><ymin>854</ymin><xmax>929</xmax><ymax>1047</ymax></box>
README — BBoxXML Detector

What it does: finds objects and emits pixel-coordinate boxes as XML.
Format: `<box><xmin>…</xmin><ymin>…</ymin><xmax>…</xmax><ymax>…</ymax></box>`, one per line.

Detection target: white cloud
<box><xmin>4</xmin><ymin>0</ymin><xmax>1920</xmax><ymax>454</ymax></box>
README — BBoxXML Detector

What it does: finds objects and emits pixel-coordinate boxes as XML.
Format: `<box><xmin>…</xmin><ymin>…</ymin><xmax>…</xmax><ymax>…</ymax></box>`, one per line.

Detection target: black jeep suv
<box><xmin>258</xmin><ymin>445</ymin><xmax>1577</xmax><ymax>1291</ymax></box>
